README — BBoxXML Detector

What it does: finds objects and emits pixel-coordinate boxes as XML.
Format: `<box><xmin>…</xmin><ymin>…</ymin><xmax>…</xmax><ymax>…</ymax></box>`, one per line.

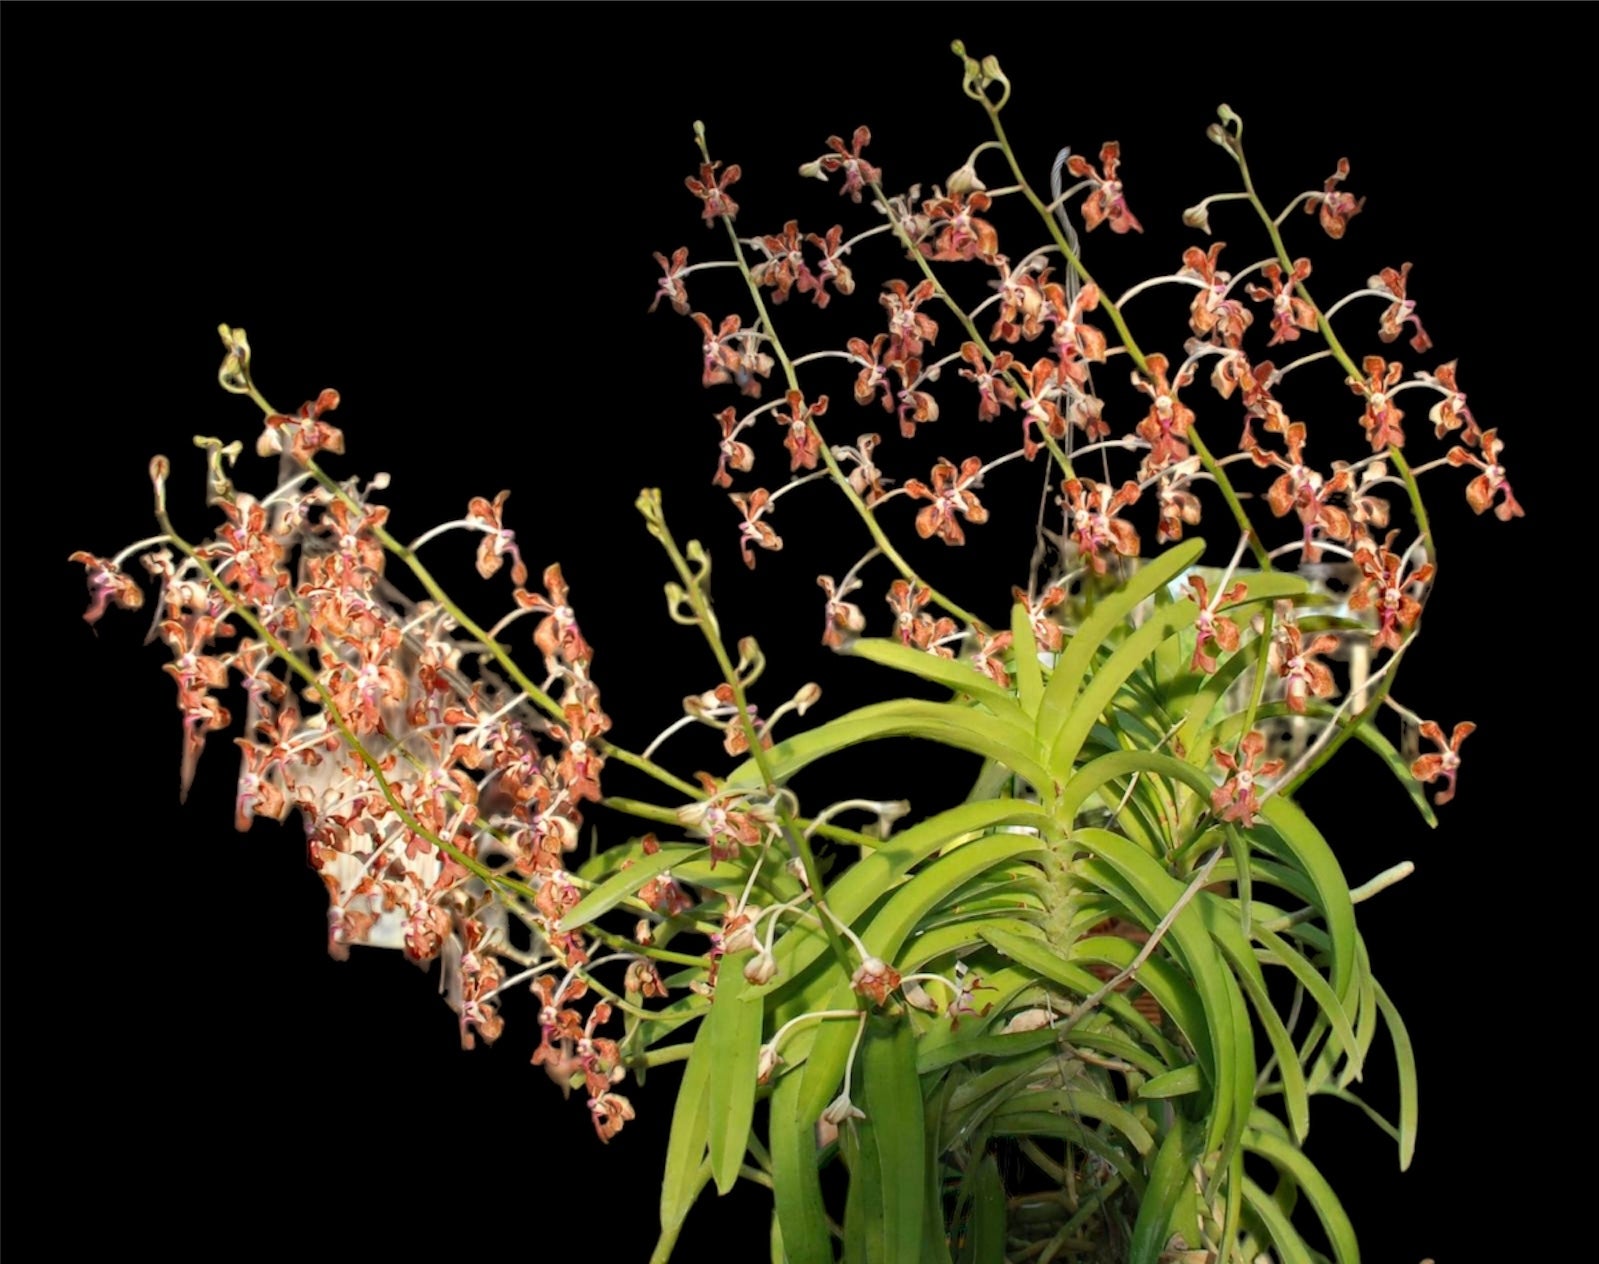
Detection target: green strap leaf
<box><xmin>562</xmin><ymin>842</ymin><xmax>704</xmax><ymax>932</ymax></box>
<box><xmin>917</xmin><ymin>1026</ymin><xmax>1061</xmax><ymax>1076</ymax></box>
<box><xmin>729</xmin><ymin>698</ymin><xmax>1045</xmax><ymax>793</ymax></box>
<box><xmin>1221</xmin><ymin>968</ymin><xmax>1258</xmax><ymax>1166</ymax></box>
<box><xmin>1056</xmin><ymin>749</ymin><xmax>1219</xmax><ymax>825</ymax></box>
<box><xmin>1253</xmin><ymin>921</ymin><xmax>1359</xmax><ymax>1084</ymax></box>
<box><xmin>1239</xmin><ymin>1175</ymin><xmax>1316</xmax><ymax>1264</ymax></box>
<box><xmin>854</xmin><ymin>1016</ymin><xmax>926</xmax><ymax>1264</ymax></box>
<box><xmin>576</xmin><ymin>831</ymin><xmax>670</xmax><ymax>881</ymax></box>
<box><xmin>1333</xmin><ymin>937</ymin><xmax>1380</xmax><ymax>1091</ymax></box>
<box><xmin>794</xmin><ymin>981</ymin><xmax>864</xmax><ymax>1125</ymax></box>
<box><xmin>961</xmin><ymin>1153</ymin><xmax>1006</xmax><ymax>1264</ymax></box>
<box><xmin>1047</xmin><ymin>601</ymin><xmax>1199</xmax><ymax>775</ymax></box>
<box><xmin>1073</xmin><ymin>828</ymin><xmax>1250</xmax><ymax>1156</ymax></box>
<box><xmin>860</xmin><ymin>833</ymin><xmax>1046</xmax><ymax>966</ymax></box>
<box><xmin>992</xmin><ymin>1088</ymin><xmax>1154</xmax><ymax>1155</ymax></box>
<box><xmin>706</xmin><ymin>954</ymin><xmax>764</xmax><ymax>1194</ymax></box>
<box><xmin>1009</xmin><ymin>602</ymin><xmax>1044</xmax><ymax>718</ymax></box>
<box><xmin>850</xmin><ymin>637</ymin><xmax>1031</xmax><ymax>723</ymax></box>
<box><xmin>751</xmin><ymin>800</ymin><xmax>1053</xmax><ymax>1002</ymax></box>
<box><xmin>1127</xmin><ymin>1115</ymin><xmax>1196</xmax><ymax>1264</ymax></box>
<box><xmin>650</xmin><ymin>1158</ymin><xmax>712</xmax><ymax>1264</ymax></box>
<box><xmin>841</xmin><ymin>1110</ymin><xmax>874</xmax><ymax>1264</ymax></box>
<box><xmin>1038</xmin><ymin>539</ymin><xmax>1206</xmax><ymax>751</ymax></box>
<box><xmin>660</xmin><ymin>1017</ymin><xmax>714</xmax><ymax>1237</ymax></box>
<box><xmin>1198</xmin><ymin>894</ymin><xmax>1310</xmax><ymax>1144</ymax></box>
<box><xmin>976</xmin><ymin>923</ymin><xmax>1183</xmax><ymax>1067</ymax></box>
<box><xmin>1372</xmin><ymin>978</ymin><xmax>1418</xmax><ymax>1170</ymax></box>
<box><xmin>894</xmin><ymin>916</ymin><xmax>1041</xmax><ymax>977</ymax></box>
<box><xmin>1256</xmin><ymin>795</ymin><xmax>1358</xmax><ymax>1002</ymax></box>
<box><xmin>1219</xmin><ymin>1145</ymin><xmax>1246</xmax><ymax>1256</ymax></box>
<box><xmin>770</xmin><ymin>1064</ymin><xmax>833</xmax><ymax>1264</ymax></box>
<box><xmin>1138</xmin><ymin>1064</ymin><xmax>1202</xmax><ymax>1098</ymax></box>
<box><xmin>1245</xmin><ymin>1121</ymin><xmax>1361</xmax><ymax>1264</ymax></box>
<box><xmin>920</xmin><ymin>1079</ymin><xmax>956</xmax><ymax>1264</ymax></box>
<box><xmin>1069</xmin><ymin>932</ymin><xmax>1209</xmax><ymax>1072</ymax></box>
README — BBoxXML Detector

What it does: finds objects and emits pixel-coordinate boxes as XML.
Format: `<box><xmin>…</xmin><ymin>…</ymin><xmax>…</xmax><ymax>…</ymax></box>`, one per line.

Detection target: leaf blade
<box><xmin>1245</xmin><ymin>1121</ymin><xmax>1361</xmax><ymax>1264</ymax></box>
<box><xmin>1372</xmin><ymin>978</ymin><xmax>1418</xmax><ymax>1170</ymax></box>
<box><xmin>706</xmin><ymin>954</ymin><xmax>764</xmax><ymax>1194</ymax></box>
<box><xmin>660</xmin><ymin>1017</ymin><xmax>714</xmax><ymax>1238</ymax></box>
<box><xmin>857</xmin><ymin>1016</ymin><xmax>926</xmax><ymax>1264</ymax></box>
<box><xmin>770</xmin><ymin>1063</ymin><xmax>834</xmax><ymax>1264</ymax></box>
<box><xmin>1037</xmin><ymin>539</ymin><xmax>1206</xmax><ymax>753</ymax></box>
<box><xmin>563</xmin><ymin>842</ymin><xmax>706</xmax><ymax>932</ymax></box>
<box><xmin>850</xmin><ymin>636</ymin><xmax>1031</xmax><ymax>722</ymax></box>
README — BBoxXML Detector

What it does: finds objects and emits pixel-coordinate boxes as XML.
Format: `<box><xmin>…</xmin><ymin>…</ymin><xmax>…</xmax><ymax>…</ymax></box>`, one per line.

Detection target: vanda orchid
<box><xmin>75</xmin><ymin>43</ymin><xmax>1524</xmax><ymax>1264</ymax></box>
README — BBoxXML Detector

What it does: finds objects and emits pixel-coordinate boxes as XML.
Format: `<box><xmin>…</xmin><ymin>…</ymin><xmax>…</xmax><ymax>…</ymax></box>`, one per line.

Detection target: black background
<box><xmin>13</xmin><ymin>7</ymin><xmax>1593</xmax><ymax>1261</ymax></box>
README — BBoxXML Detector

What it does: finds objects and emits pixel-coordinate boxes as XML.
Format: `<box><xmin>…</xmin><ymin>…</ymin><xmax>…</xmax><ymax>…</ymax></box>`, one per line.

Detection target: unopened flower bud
<box><xmin>217</xmin><ymin>323</ymin><xmax>252</xmax><ymax>394</ymax></box>
<box><xmin>946</xmin><ymin>162</ymin><xmax>986</xmax><ymax>198</ymax></box>
<box><xmin>149</xmin><ymin>455</ymin><xmax>170</xmax><ymax>513</ymax></box>
<box><xmin>869</xmin><ymin>800</ymin><xmax>911</xmax><ymax>839</ymax></box>
<box><xmin>822</xmin><ymin>1090</ymin><xmax>866</xmax><ymax>1126</ymax></box>
<box><xmin>723</xmin><ymin>907</ymin><xmax>762</xmax><ymax>954</ymax></box>
<box><xmin>757</xmin><ymin>1043</ymin><xmax>782</xmax><ymax>1084</ymax></box>
<box><xmin>902</xmin><ymin>981</ymin><xmax>940</xmax><ymax>1013</ymax></box>
<box><xmin>735</xmin><ymin>635</ymin><xmax>765</xmax><ymax>684</ymax></box>
<box><xmin>1001</xmin><ymin>1007</ymin><xmax>1054</xmax><ymax>1034</ymax></box>
<box><xmin>744</xmin><ymin>948</ymin><xmax>779</xmax><ymax>985</ymax></box>
<box><xmin>1182</xmin><ymin>204</ymin><xmax>1213</xmax><ymax>235</ymax></box>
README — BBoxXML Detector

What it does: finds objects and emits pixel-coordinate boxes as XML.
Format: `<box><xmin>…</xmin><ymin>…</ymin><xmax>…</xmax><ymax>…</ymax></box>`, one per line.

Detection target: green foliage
<box><xmin>74</xmin><ymin>46</ymin><xmax>1476</xmax><ymax>1264</ymax></box>
<box><xmin>639</xmin><ymin>545</ymin><xmax>1424</xmax><ymax>1263</ymax></box>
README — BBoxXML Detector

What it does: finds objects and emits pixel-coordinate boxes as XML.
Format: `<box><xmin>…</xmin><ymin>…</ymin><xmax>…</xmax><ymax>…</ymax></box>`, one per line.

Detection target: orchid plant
<box><xmin>74</xmin><ymin>43</ymin><xmax>1515</xmax><ymax>1264</ymax></box>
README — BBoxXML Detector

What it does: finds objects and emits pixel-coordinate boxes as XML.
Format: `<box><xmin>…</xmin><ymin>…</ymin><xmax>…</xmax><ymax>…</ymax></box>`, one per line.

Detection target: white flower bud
<box><xmin>744</xmin><ymin>949</ymin><xmax>779</xmax><ymax>985</ymax></box>
<box><xmin>723</xmin><ymin>907</ymin><xmax>762</xmax><ymax>954</ymax></box>
<box><xmin>1001</xmin><ymin>1007</ymin><xmax>1054</xmax><ymax>1034</ymax></box>
<box><xmin>946</xmin><ymin>162</ymin><xmax>986</xmax><ymax>198</ymax></box>
<box><xmin>822</xmin><ymin>1091</ymin><xmax>866</xmax><ymax>1126</ymax></box>
<box><xmin>901</xmin><ymin>981</ymin><xmax>940</xmax><ymax>1013</ymax></box>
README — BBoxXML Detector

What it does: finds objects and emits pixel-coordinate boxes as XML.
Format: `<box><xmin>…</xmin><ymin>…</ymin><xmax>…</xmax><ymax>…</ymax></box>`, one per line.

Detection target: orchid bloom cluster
<box><xmin>72</xmin><ymin>328</ymin><xmax>648</xmax><ymax>1140</ymax></box>
<box><xmin>650</xmin><ymin>58</ymin><xmax>1517</xmax><ymax>813</ymax></box>
<box><xmin>73</xmin><ymin>54</ymin><xmax>1517</xmax><ymax>1171</ymax></box>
